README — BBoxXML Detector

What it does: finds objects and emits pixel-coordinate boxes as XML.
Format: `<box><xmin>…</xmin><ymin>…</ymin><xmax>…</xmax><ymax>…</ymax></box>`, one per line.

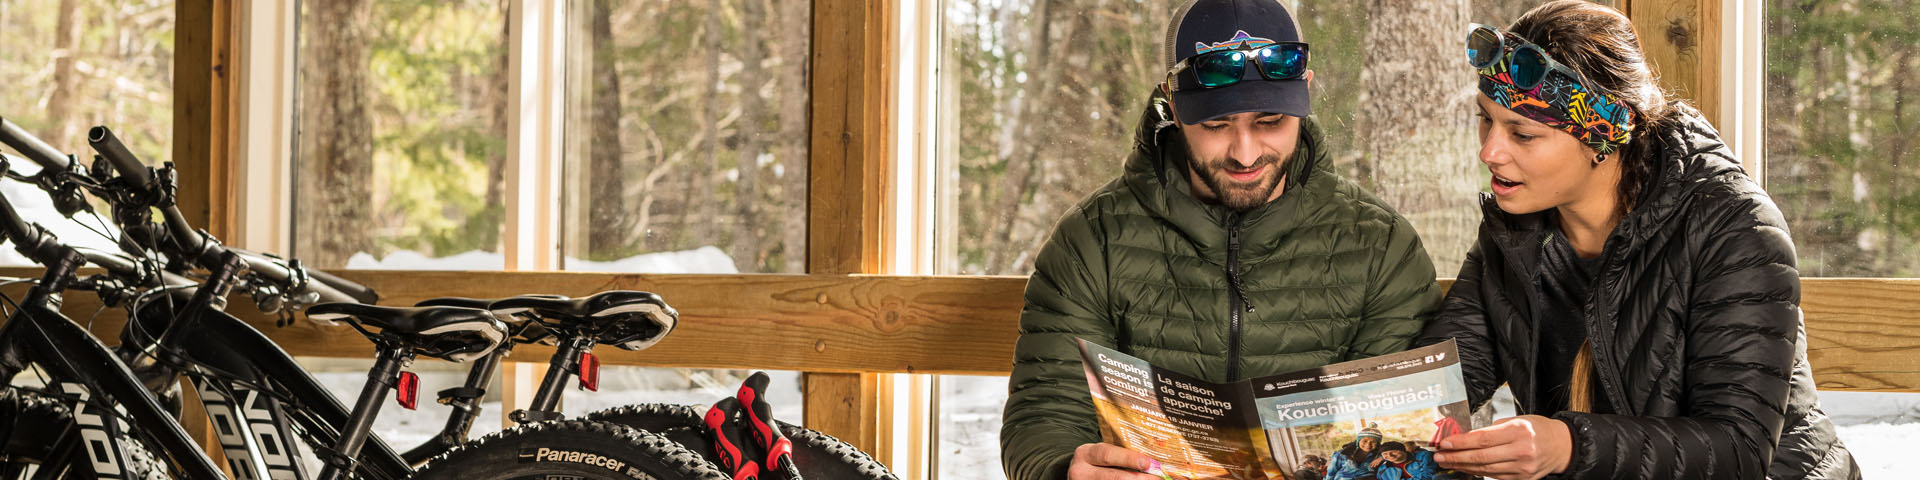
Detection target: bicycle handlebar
<box><xmin>230</xmin><ymin>248</ymin><xmax>362</xmax><ymax>305</ymax></box>
<box><xmin>0</xmin><ymin>117</ymin><xmax>72</xmax><ymax>173</ymax></box>
<box><xmin>86</xmin><ymin>126</ymin><xmax>152</xmax><ymax>193</ymax></box>
<box><xmin>306</xmin><ymin>267</ymin><xmax>379</xmax><ymax>304</ymax></box>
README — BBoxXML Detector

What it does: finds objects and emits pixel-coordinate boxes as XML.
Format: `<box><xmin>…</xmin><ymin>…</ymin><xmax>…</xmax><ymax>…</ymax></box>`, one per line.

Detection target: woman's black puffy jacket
<box><xmin>1415</xmin><ymin>108</ymin><xmax>1860</xmax><ymax>479</ymax></box>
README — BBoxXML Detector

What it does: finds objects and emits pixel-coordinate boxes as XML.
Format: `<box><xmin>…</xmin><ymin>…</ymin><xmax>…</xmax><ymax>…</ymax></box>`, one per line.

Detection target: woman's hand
<box><xmin>1433</xmin><ymin>415</ymin><xmax>1572</xmax><ymax>480</ymax></box>
<box><xmin>1067</xmin><ymin>443</ymin><xmax>1163</xmax><ymax>480</ymax></box>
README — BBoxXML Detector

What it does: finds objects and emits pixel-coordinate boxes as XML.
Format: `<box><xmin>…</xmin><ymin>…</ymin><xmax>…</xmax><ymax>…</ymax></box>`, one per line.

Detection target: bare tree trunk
<box><xmin>45</xmin><ymin>0</ymin><xmax>82</xmax><ymax>144</ymax></box>
<box><xmin>586</xmin><ymin>0</ymin><xmax>631</xmax><ymax>255</ymax></box>
<box><xmin>1355</xmin><ymin>0</ymin><xmax>1476</xmax><ymax>274</ymax></box>
<box><xmin>484</xmin><ymin>0</ymin><xmax>511</xmax><ymax>250</ymax></box>
<box><xmin>693</xmin><ymin>0</ymin><xmax>724</xmax><ymax>256</ymax></box>
<box><xmin>730</xmin><ymin>0</ymin><xmax>770</xmax><ymax>272</ymax></box>
<box><xmin>779</xmin><ymin>0</ymin><xmax>810</xmax><ymax>273</ymax></box>
<box><xmin>296</xmin><ymin>0</ymin><xmax>375</xmax><ymax>267</ymax></box>
<box><xmin>983</xmin><ymin>0</ymin><xmax>1057</xmax><ymax>274</ymax></box>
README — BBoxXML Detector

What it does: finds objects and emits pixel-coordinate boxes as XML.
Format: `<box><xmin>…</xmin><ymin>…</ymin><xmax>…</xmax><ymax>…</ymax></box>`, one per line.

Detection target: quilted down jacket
<box><xmin>1414</xmin><ymin>107</ymin><xmax>1860</xmax><ymax>479</ymax></box>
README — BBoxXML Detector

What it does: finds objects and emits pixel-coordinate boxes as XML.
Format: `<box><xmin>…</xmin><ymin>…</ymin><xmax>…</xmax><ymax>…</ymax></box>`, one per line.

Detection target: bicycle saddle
<box><xmin>415</xmin><ymin>294</ymin><xmax>569</xmax><ymax>343</ymax></box>
<box><xmin>414</xmin><ymin>294</ymin><xmax>568</xmax><ymax>314</ymax></box>
<box><xmin>490</xmin><ymin>290</ymin><xmax>677</xmax><ymax>351</ymax></box>
<box><xmin>306</xmin><ymin>303</ymin><xmax>507</xmax><ymax>362</ymax></box>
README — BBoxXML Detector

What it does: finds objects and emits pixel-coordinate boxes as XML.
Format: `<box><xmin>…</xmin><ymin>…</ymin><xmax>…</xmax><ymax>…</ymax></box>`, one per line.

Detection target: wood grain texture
<box><xmin>808</xmin><ymin>0</ymin><xmax>893</xmax><ymax>276</ymax></box>
<box><xmin>3</xmin><ymin>272</ymin><xmax>1914</xmax><ymax>392</ymax></box>
<box><xmin>173</xmin><ymin>0</ymin><xmax>238</xmax><ymax>241</ymax></box>
<box><xmin>1800</xmin><ymin>279</ymin><xmax>1920</xmax><ymax>392</ymax></box>
<box><xmin>806</xmin><ymin>0</ymin><xmax>897</xmax><ymax>455</ymax></box>
<box><xmin>1622</xmin><ymin>0</ymin><xmax>1720</xmax><ymax>125</ymax></box>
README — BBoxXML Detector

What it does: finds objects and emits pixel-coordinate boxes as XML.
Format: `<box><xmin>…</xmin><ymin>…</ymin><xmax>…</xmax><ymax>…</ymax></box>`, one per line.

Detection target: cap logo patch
<box><xmin>1195</xmin><ymin>30</ymin><xmax>1274</xmax><ymax>54</ymax></box>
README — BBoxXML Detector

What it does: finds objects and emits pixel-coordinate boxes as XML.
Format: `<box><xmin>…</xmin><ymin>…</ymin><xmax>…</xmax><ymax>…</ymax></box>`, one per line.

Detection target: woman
<box><xmin>1414</xmin><ymin>2</ymin><xmax>1859</xmax><ymax>479</ymax></box>
<box><xmin>1323</xmin><ymin>426</ymin><xmax>1382</xmax><ymax>480</ymax></box>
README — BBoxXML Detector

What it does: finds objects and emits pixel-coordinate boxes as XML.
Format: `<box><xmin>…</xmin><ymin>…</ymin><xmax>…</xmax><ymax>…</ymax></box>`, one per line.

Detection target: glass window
<box><xmin>289</xmin><ymin>0</ymin><xmax>509</xmax><ymax>448</ymax></box>
<box><xmin>292</xmin><ymin>0</ymin><xmax>509</xmax><ymax>270</ymax></box>
<box><xmin>933</xmin><ymin>2</ymin><xmax>1573</xmax><ymax>478</ymax></box>
<box><xmin>0</xmin><ymin>0</ymin><xmax>175</xmax><ymax>265</ymax></box>
<box><xmin>1767</xmin><ymin>1</ymin><xmax>1920</xmax><ymax>477</ymax></box>
<box><xmin>1765</xmin><ymin>1</ymin><xmax>1920</xmax><ymax>278</ymax></box>
<box><xmin>554</xmin><ymin>0</ymin><xmax>813</xmax><ymax>415</ymax></box>
<box><xmin>558</xmin><ymin>0</ymin><xmax>811</xmax><ymax>275</ymax></box>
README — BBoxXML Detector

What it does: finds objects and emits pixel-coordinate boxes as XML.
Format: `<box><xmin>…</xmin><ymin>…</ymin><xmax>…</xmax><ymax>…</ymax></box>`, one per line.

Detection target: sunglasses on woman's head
<box><xmin>1466</xmin><ymin>24</ymin><xmax>1591</xmax><ymax>94</ymax></box>
<box><xmin>1167</xmin><ymin>42</ymin><xmax>1310</xmax><ymax>92</ymax></box>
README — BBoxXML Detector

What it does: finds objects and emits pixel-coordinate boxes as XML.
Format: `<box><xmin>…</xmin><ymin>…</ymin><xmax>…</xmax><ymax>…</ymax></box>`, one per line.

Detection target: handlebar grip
<box><xmin>0</xmin><ymin>117</ymin><xmax>72</xmax><ymax>172</ymax></box>
<box><xmin>86</xmin><ymin>126</ymin><xmax>152</xmax><ymax>192</ymax></box>
<box><xmin>0</xmin><ymin>183</ymin><xmax>39</xmax><ymax>248</ymax></box>
<box><xmin>736</xmin><ymin>371</ymin><xmax>803</xmax><ymax>480</ymax></box>
<box><xmin>704</xmin><ymin>397</ymin><xmax>762</xmax><ymax>480</ymax></box>
<box><xmin>308</xmin><ymin>268</ymin><xmax>379</xmax><ymax>304</ymax></box>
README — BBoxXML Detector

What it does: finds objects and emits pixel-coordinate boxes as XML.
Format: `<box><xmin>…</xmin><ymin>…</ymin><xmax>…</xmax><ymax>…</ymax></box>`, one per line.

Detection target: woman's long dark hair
<box><xmin>1506</xmin><ymin>0</ymin><xmax>1681</xmax><ymax>413</ymax></box>
<box><xmin>1509</xmin><ymin>0</ymin><xmax>1679</xmax><ymax>213</ymax></box>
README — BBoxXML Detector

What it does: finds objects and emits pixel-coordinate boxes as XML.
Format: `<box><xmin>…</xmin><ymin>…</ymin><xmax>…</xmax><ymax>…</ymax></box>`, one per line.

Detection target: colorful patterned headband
<box><xmin>1469</xmin><ymin>25</ymin><xmax>1636</xmax><ymax>154</ymax></box>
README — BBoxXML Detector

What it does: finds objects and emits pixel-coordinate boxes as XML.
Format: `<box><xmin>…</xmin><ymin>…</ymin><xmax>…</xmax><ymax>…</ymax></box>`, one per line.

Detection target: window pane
<box><xmin>1765</xmin><ymin>1</ymin><xmax>1920</xmax><ymax>277</ymax></box>
<box><xmin>0</xmin><ymin>0</ymin><xmax>174</xmax><ymax>265</ymax></box>
<box><xmin>935</xmin><ymin>2</ymin><xmax>1570</xmax><ymax>478</ymax></box>
<box><xmin>559</xmin><ymin>0</ymin><xmax>810</xmax><ymax>274</ymax></box>
<box><xmin>293</xmin><ymin>0</ymin><xmax>508</xmax><ymax>269</ymax></box>
<box><xmin>1767</xmin><ymin>2</ymin><xmax>1920</xmax><ymax>477</ymax></box>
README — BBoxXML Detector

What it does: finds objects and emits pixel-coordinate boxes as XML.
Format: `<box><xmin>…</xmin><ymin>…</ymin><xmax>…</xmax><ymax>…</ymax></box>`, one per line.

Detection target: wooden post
<box><xmin>174</xmin><ymin>0</ymin><xmax>238</xmax><ymax>240</ymax></box>
<box><xmin>173</xmin><ymin>0</ymin><xmax>238</xmax><ymax>461</ymax></box>
<box><xmin>806</xmin><ymin>0</ymin><xmax>897</xmax><ymax>460</ymax></box>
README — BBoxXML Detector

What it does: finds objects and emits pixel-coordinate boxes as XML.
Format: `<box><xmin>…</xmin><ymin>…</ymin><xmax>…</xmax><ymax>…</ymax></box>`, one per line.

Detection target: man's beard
<box><xmin>1194</xmin><ymin>151</ymin><xmax>1289</xmax><ymax>211</ymax></box>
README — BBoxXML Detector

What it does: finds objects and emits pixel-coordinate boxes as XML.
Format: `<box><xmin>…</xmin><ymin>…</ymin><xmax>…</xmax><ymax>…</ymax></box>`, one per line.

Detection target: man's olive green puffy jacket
<box><xmin>1000</xmin><ymin>93</ymin><xmax>1442</xmax><ymax>480</ymax></box>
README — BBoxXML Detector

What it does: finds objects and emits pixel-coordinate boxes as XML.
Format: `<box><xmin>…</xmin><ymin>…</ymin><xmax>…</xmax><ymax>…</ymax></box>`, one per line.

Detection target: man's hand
<box><xmin>1433</xmin><ymin>415</ymin><xmax>1572</xmax><ymax>480</ymax></box>
<box><xmin>1068</xmin><ymin>443</ymin><xmax>1162</xmax><ymax>480</ymax></box>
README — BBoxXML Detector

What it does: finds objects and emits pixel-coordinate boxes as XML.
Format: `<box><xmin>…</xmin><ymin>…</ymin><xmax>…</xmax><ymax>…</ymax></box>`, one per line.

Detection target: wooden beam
<box><xmin>1800</xmin><ymin>279</ymin><xmax>1920</xmax><ymax>391</ymax></box>
<box><xmin>5</xmin><ymin>271</ymin><xmax>1917</xmax><ymax>393</ymax></box>
<box><xmin>802</xmin><ymin>371</ymin><xmax>881</xmax><ymax>455</ymax></box>
<box><xmin>174</xmin><ymin>0</ymin><xmax>239</xmax><ymax>241</ymax></box>
<box><xmin>171</xmin><ymin>0</ymin><xmax>238</xmax><ymax>462</ymax></box>
<box><xmin>1622</xmin><ymin>0</ymin><xmax>1721</xmax><ymax>127</ymax></box>
<box><xmin>807</xmin><ymin>0</ymin><xmax>897</xmax><ymax>459</ymax></box>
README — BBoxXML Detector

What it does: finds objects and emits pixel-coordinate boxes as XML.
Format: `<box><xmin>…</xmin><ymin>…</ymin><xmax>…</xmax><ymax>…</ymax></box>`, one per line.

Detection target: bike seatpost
<box><xmin>513</xmin><ymin>335</ymin><xmax>593</xmax><ymax>423</ymax></box>
<box><xmin>401</xmin><ymin>343</ymin><xmax>510</xmax><ymax>465</ymax></box>
<box><xmin>319</xmin><ymin>346</ymin><xmax>414</xmax><ymax>480</ymax></box>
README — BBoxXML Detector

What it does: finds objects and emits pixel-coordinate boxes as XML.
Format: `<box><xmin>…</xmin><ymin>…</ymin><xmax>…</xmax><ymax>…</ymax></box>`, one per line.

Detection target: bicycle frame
<box><xmin>0</xmin><ymin>251</ymin><xmax>228</xmax><ymax>480</ymax></box>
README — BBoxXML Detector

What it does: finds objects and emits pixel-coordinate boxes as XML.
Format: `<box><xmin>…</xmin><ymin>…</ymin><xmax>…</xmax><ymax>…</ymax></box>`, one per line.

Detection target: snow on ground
<box><xmin>344</xmin><ymin>247</ymin><xmax>740</xmax><ymax>274</ymax></box>
<box><xmin>0</xmin><ymin>179</ymin><xmax>124</xmax><ymax>268</ymax></box>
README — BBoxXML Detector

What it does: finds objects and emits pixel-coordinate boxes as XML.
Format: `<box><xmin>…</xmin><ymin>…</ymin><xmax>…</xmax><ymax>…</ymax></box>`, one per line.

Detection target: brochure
<box><xmin>1078</xmin><ymin>339</ymin><xmax>1477</xmax><ymax>480</ymax></box>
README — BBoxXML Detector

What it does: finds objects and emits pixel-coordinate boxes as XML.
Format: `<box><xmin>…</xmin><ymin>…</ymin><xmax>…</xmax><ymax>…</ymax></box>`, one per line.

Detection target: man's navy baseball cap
<box><xmin>1164</xmin><ymin>0</ymin><xmax>1310</xmax><ymax>124</ymax></box>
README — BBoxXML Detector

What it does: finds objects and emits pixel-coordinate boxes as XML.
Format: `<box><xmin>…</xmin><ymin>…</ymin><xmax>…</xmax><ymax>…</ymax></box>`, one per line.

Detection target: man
<box><xmin>998</xmin><ymin>1</ymin><xmax>1442</xmax><ymax>479</ymax></box>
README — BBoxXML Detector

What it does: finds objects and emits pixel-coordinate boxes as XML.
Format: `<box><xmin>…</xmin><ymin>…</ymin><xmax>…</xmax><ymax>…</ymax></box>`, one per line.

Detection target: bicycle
<box><xmin>1</xmin><ymin>120</ymin><xmax>727</xmax><ymax>480</ymax></box>
<box><xmin>4</xmin><ymin>119</ymin><xmax>896</xmax><ymax>480</ymax></box>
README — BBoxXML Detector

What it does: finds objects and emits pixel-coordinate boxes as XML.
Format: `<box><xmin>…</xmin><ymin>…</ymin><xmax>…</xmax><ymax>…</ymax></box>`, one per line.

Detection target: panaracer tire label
<box><xmin>518</xmin><ymin>447</ymin><xmax>647</xmax><ymax>479</ymax></box>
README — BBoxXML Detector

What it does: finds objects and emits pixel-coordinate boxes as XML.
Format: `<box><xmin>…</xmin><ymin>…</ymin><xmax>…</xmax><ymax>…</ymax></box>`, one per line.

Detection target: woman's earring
<box><xmin>1593</xmin><ymin>153</ymin><xmax>1608</xmax><ymax>166</ymax></box>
